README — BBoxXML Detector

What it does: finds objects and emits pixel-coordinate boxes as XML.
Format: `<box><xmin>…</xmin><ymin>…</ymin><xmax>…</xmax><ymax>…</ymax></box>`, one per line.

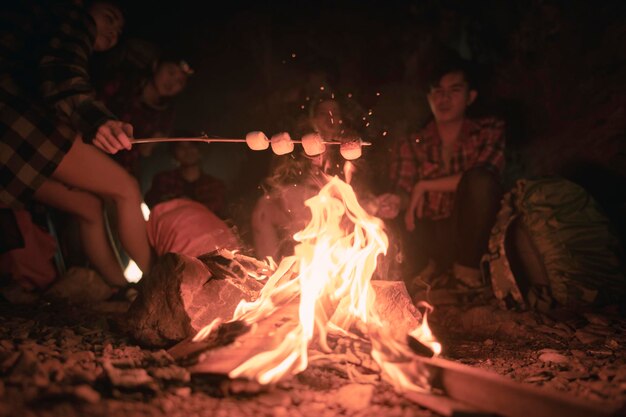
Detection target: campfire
<box><xmin>187</xmin><ymin>176</ymin><xmax>440</xmax><ymax>391</ymax></box>
<box><xmin>126</xmin><ymin>174</ymin><xmax>616</xmax><ymax>417</ymax></box>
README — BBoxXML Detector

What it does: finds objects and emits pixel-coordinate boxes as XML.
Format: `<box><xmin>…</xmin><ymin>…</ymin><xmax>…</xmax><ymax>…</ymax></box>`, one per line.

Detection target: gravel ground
<box><xmin>0</xmin><ymin>296</ymin><xmax>624</xmax><ymax>417</ymax></box>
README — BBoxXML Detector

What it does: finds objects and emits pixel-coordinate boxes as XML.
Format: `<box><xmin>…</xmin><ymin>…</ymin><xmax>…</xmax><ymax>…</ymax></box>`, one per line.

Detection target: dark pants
<box><xmin>400</xmin><ymin>167</ymin><xmax>503</xmax><ymax>280</ymax></box>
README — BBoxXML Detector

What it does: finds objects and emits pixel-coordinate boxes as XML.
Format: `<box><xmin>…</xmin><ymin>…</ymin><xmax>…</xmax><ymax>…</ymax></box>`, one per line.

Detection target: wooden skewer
<box><xmin>131</xmin><ymin>137</ymin><xmax>372</xmax><ymax>146</ymax></box>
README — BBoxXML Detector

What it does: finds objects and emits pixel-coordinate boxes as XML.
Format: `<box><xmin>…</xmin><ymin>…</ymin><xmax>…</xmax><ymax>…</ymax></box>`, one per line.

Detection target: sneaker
<box><xmin>453</xmin><ymin>263</ymin><xmax>485</xmax><ymax>289</ymax></box>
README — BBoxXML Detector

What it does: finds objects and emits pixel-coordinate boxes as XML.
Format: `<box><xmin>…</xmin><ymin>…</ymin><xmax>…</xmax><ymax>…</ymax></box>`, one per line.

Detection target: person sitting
<box><xmin>143</xmin><ymin>141</ymin><xmax>237</xmax><ymax>257</ymax></box>
<box><xmin>144</xmin><ymin>141</ymin><xmax>227</xmax><ymax>217</ymax></box>
<box><xmin>0</xmin><ymin>0</ymin><xmax>152</xmax><ymax>296</ymax></box>
<box><xmin>251</xmin><ymin>95</ymin><xmax>369</xmax><ymax>261</ymax></box>
<box><xmin>375</xmin><ymin>54</ymin><xmax>505</xmax><ymax>295</ymax></box>
<box><xmin>99</xmin><ymin>55</ymin><xmax>194</xmax><ymax>180</ymax></box>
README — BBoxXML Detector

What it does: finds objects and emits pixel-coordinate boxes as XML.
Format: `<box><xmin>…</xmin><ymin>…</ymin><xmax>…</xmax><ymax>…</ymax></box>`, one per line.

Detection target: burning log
<box><xmin>125</xmin><ymin>250</ymin><xmax>267</xmax><ymax>348</ymax></box>
<box><xmin>168</xmin><ymin>280</ymin><xmax>418</xmax><ymax>375</ymax></box>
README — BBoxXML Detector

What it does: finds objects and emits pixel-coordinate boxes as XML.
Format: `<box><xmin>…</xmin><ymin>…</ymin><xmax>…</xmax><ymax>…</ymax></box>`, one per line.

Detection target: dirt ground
<box><xmin>0</xmin><ymin>295</ymin><xmax>625</xmax><ymax>417</ymax></box>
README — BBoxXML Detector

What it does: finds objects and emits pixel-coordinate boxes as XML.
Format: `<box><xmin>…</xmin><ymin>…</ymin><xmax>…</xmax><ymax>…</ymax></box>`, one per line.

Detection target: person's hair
<box><xmin>426</xmin><ymin>53</ymin><xmax>477</xmax><ymax>91</ymax></box>
<box><xmin>85</xmin><ymin>0</ymin><xmax>127</xmax><ymax>17</ymax></box>
<box><xmin>308</xmin><ymin>94</ymin><xmax>340</xmax><ymax>121</ymax></box>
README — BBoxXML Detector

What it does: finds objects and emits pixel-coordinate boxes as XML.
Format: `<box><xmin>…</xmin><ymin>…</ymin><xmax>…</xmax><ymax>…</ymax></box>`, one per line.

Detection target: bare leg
<box><xmin>251</xmin><ymin>195</ymin><xmax>282</xmax><ymax>260</ymax></box>
<box><xmin>49</xmin><ymin>138</ymin><xmax>152</xmax><ymax>273</ymax></box>
<box><xmin>34</xmin><ymin>180</ymin><xmax>127</xmax><ymax>287</ymax></box>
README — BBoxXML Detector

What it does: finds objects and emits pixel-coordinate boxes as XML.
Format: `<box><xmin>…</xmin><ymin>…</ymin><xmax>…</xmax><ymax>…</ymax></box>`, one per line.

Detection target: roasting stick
<box><xmin>131</xmin><ymin>137</ymin><xmax>372</xmax><ymax>146</ymax></box>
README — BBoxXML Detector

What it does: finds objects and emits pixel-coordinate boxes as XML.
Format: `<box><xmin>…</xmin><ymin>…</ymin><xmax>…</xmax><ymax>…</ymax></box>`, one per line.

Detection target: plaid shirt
<box><xmin>389</xmin><ymin>117</ymin><xmax>505</xmax><ymax>220</ymax></box>
<box><xmin>144</xmin><ymin>169</ymin><xmax>227</xmax><ymax>217</ymax></box>
<box><xmin>36</xmin><ymin>2</ymin><xmax>116</xmax><ymax>141</ymax></box>
<box><xmin>1</xmin><ymin>1</ymin><xmax>114</xmax><ymax>207</ymax></box>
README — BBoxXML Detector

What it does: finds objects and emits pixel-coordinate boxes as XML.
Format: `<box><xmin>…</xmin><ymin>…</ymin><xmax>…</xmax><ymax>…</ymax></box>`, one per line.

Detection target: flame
<box><xmin>195</xmin><ymin>176</ymin><xmax>439</xmax><ymax>391</ymax></box>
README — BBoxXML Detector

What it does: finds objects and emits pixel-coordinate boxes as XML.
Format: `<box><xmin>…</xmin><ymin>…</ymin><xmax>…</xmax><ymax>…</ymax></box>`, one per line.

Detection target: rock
<box><xmin>149</xmin><ymin>365</ymin><xmax>190</xmax><ymax>383</ymax></box>
<box><xmin>173</xmin><ymin>387</ymin><xmax>191</xmax><ymax>397</ymax></box>
<box><xmin>333</xmin><ymin>383</ymin><xmax>374</xmax><ymax>411</ymax></box>
<box><xmin>559</xmin><ymin>370</ymin><xmax>590</xmax><ymax>381</ymax></box>
<box><xmin>538</xmin><ymin>352</ymin><xmax>569</xmax><ymax>364</ymax></box>
<box><xmin>574</xmin><ymin>329</ymin><xmax>603</xmax><ymax>344</ymax></box>
<box><xmin>103</xmin><ymin>361</ymin><xmax>157</xmax><ymax>390</ymax></box>
<box><xmin>44</xmin><ymin>267</ymin><xmax>113</xmax><ymax>304</ymax></box>
<box><xmin>256</xmin><ymin>391</ymin><xmax>292</xmax><ymax>408</ymax></box>
<box><xmin>583</xmin><ymin>313</ymin><xmax>611</xmax><ymax>327</ymax></box>
<box><xmin>535</xmin><ymin>324</ymin><xmax>571</xmax><ymax>339</ymax></box>
<box><xmin>523</xmin><ymin>372</ymin><xmax>552</xmax><ymax>383</ymax></box>
<box><xmin>125</xmin><ymin>251</ymin><xmax>265</xmax><ymax>347</ymax></box>
<box><xmin>73</xmin><ymin>384</ymin><xmax>101</xmax><ymax>403</ymax></box>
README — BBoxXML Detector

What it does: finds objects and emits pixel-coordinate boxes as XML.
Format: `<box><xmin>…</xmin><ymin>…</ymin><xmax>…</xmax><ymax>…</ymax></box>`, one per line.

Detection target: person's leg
<box><xmin>403</xmin><ymin>218</ymin><xmax>453</xmax><ymax>292</ymax></box>
<box><xmin>33</xmin><ymin>180</ymin><xmax>127</xmax><ymax>287</ymax></box>
<box><xmin>48</xmin><ymin>138</ymin><xmax>152</xmax><ymax>273</ymax></box>
<box><xmin>251</xmin><ymin>195</ymin><xmax>286</xmax><ymax>260</ymax></box>
<box><xmin>453</xmin><ymin>167</ymin><xmax>503</xmax><ymax>285</ymax></box>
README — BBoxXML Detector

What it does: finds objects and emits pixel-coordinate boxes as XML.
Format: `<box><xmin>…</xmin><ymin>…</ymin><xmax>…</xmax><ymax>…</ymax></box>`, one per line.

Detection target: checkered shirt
<box><xmin>389</xmin><ymin>117</ymin><xmax>505</xmax><ymax>220</ymax></box>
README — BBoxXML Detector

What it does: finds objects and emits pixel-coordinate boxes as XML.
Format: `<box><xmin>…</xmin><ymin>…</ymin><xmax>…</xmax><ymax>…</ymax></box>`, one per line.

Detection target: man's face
<box><xmin>313</xmin><ymin>100</ymin><xmax>342</xmax><ymax>138</ymax></box>
<box><xmin>427</xmin><ymin>71</ymin><xmax>477</xmax><ymax>124</ymax></box>
<box><xmin>153</xmin><ymin>62</ymin><xmax>189</xmax><ymax>97</ymax></box>
<box><xmin>89</xmin><ymin>2</ymin><xmax>124</xmax><ymax>51</ymax></box>
<box><xmin>174</xmin><ymin>142</ymin><xmax>200</xmax><ymax>167</ymax></box>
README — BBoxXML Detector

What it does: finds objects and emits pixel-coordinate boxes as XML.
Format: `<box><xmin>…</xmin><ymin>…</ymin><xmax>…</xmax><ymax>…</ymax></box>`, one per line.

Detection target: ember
<box><xmin>190</xmin><ymin>176</ymin><xmax>440</xmax><ymax>391</ymax></box>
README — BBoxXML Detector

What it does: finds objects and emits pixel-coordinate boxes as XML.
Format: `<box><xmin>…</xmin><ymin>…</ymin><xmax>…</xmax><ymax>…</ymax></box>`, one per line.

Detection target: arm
<box><xmin>38</xmin><ymin>4</ymin><xmax>131</xmax><ymax>152</ymax></box>
<box><xmin>419</xmin><ymin>173</ymin><xmax>462</xmax><ymax>193</ymax></box>
<box><xmin>39</xmin><ymin>4</ymin><xmax>113</xmax><ymax>140</ymax></box>
<box><xmin>375</xmin><ymin>135</ymin><xmax>418</xmax><ymax>219</ymax></box>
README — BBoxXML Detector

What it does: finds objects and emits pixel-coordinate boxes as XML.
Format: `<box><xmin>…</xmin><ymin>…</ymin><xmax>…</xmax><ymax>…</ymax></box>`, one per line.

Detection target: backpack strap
<box><xmin>481</xmin><ymin>180</ymin><xmax>527</xmax><ymax>310</ymax></box>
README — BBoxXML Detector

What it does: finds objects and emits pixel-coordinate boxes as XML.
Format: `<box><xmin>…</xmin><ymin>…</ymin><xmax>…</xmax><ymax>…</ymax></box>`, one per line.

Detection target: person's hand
<box><xmin>375</xmin><ymin>193</ymin><xmax>401</xmax><ymax>219</ymax></box>
<box><xmin>405</xmin><ymin>181</ymin><xmax>426</xmax><ymax>231</ymax></box>
<box><xmin>93</xmin><ymin>120</ymin><xmax>133</xmax><ymax>154</ymax></box>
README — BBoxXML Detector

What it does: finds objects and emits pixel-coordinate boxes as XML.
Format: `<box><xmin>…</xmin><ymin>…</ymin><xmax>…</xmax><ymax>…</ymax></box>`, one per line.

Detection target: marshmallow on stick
<box><xmin>270</xmin><ymin>132</ymin><xmax>295</xmax><ymax>155</ymax></box>
<box><xmin>301</xmin><ymin>133</ymin><xmax>326</xmax><ymax>156</ymax></box>
<box><xmin>245</xmin><ymin>131</ymin><xmax>270</xmax><ymax>150</ymax></box>
<box><xmin>340</xmin><ymin>140</ymin><xmax>362</xmax><ymax>160</ymax></box>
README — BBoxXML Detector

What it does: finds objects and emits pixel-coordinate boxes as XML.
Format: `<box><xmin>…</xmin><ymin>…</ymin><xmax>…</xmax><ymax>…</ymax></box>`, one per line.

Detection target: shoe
<box><xmin>408</xmin><ymin>259</ymin><xmax>440</xmax><ymax>293</ymax></box>
<box><xmin>453</xmin><ymin>263</ymin><xmax>485</xmax><ymax>288</ymax></box>
<box><xmin>107</xmin><ymin>282</ymin><xmax>140</xmax><ymax>303</ymax></box>
<box><xmin>413</xmin><ymin>267</ymin><xmax>492</xmax><ymax>306</ymax></box>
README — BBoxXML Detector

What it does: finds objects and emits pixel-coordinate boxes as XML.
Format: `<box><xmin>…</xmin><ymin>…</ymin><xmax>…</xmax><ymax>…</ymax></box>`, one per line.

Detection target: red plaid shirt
<box><xmin>144</xmin><ymin>169</ymin><xmax>227</xmax><ymax>217</ymax></box>
<box><xmin>389</xmin><ymin>117</ymin><xmax>505</xmax><ymax>220</ymax></box>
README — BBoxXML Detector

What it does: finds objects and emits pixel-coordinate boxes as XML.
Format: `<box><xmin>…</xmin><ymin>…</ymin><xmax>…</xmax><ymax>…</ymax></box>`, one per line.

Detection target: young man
<box><xmin>376</xmin><ymin>56</ymin><xmax>505</xmax><ymax>292</ymax></box>
<box><xmin>144</xmin><ymin>141</ymin><xmax>227</xmax><ymax>217</ymax></box>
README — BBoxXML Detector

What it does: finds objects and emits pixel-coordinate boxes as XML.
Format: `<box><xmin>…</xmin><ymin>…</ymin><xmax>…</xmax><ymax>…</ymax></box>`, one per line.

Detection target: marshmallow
<box><xmin>270</xmin><ymin>132</ymin><xmax>294</xmax><ymax>155</ymax></box>
<box><xmin>245</xmin><ymin>131</ymin><xmax>270</xmax><ymax>150</ymax></box>
<box><xmin>301</xmin><ymin>132</ymin><xmax>326</xmax><ymax>156</ymax></box>
<box><xmin>340</xmin><ymin>141</ymin><xmax>362</xmax><ymax>160</ymax></box>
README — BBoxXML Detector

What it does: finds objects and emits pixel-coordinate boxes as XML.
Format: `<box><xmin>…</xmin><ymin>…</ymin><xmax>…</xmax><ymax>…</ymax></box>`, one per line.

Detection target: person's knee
<box><xmin>109</xmin><ymin>173</ymin><xmax>142</xmax><ymax>205</ymax></box>
<box><xmin>459</xmin><ymin>167</ymin><xmax>501</xmax><ymax>194</ymax></box>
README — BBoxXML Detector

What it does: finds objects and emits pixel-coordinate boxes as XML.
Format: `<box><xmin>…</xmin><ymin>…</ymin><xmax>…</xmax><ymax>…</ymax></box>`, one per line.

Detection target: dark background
<box><xmin>94</xmin><ymin>0</ymin><xmax>626</xmax><ymax>241</ymax></box>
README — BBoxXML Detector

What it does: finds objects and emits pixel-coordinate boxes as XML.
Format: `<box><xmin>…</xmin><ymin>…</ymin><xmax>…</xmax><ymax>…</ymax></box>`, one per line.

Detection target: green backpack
<box><xmin>482</xmin><ymin>177</ymin><xmax>625</xmax><ymax>311</ymax></box>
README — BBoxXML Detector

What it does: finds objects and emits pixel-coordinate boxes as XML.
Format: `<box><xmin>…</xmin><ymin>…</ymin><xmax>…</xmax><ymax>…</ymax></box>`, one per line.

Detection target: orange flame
<box><xmin>194</xmin><ymin>176</ymin><xmax>440</xmax><ymax>390</ymax></box>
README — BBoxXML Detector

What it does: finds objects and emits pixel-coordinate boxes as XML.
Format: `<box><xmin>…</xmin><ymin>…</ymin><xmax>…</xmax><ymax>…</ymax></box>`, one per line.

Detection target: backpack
<box><xmin>481</xmin><ymin>178</ymin><xmax>625</xmax><ymax>311</ymax></box>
